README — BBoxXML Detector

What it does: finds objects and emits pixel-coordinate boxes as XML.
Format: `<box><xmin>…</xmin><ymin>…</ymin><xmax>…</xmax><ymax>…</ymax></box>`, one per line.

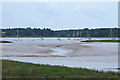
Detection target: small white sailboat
<box><xmin>57</xmin><ymin>37</ymin><xmax>61</xmax><ymax>41</ymax></box>
<box><xmin>41</xmin><ymin>37</ymin><xmax>44</xmax><ymax>40</ymax></box>
<box><xmin>73</xmin><ymin>30</ymin><xmax>82</xmax><ymax>41</ymax></box>
<box><xmin>56</xmin><ymin>33</ymin><xmax>62</xmax><ymax>41</ymax></box>
<box><xmin>86</xmin><ymin>31</ymin><xmax>91</xmax><ymax>41</ymax></box>
<box><xmin>38</xmin><ymin>37</ymin><xmax>44</xmax><ymax>40</ymax></box>
<box><xmin>68</xmin><ymin>37</ymin><xmax>71</xmax><ymax>40</ymax></box>
<box><xmin>72</xmin><ymin>31</ymin><xmax>77</xmax><ymax>41</ymax></box>
<box><xmin>39</xmin><ymin>35</ymin><xmax>44</xmax><ymax>40</ymax></box>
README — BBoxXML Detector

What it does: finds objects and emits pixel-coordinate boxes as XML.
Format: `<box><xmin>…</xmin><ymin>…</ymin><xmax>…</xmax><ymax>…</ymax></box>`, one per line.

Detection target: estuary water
<box><xmin>1</xmin><ymin>37</ymin><xmax>119</xmax><ymax>72</ymax></box>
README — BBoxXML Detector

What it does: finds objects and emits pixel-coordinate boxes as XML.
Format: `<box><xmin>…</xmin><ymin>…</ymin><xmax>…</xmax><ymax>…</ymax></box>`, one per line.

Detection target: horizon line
<box><xmin>1</xmin><ymin>27</ymin><xmax>119</xmax><ymax>30</ymax></box>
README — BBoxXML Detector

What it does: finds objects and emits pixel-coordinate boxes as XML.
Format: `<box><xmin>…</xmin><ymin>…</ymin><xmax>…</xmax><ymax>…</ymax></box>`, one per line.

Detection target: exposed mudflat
<box><xmin>1</xmin><ymin>37</ymin><xmax>119</xmax><ymax>72</ymax></box>
<box><xmin>2</xmin><ymin>41</ymin><xmax>118</xmax><ymax>57</ymax></box>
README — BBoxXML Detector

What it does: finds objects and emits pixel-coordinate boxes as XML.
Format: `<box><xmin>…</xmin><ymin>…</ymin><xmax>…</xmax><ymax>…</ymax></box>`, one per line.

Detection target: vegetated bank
<box><xmin>1</xmin><ymin>28</ymin><xmax>120</xmax><ymax>37</ymax></box>
<box><xmin>82</xmin><ymin>40</ymin><xmax>120</xmax><ymax>42</ymax></box>
<box><xmin>2</xmin><ymin>60</ymin><xmax>118</xmax><ymax>78</ymax></box>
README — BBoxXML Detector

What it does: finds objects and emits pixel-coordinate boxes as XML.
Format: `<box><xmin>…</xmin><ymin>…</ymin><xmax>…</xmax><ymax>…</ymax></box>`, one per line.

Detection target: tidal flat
<box><xmin>1</xmin><ymin>37</ymin><xmax>119</xmax><ymax>73</ymax></box>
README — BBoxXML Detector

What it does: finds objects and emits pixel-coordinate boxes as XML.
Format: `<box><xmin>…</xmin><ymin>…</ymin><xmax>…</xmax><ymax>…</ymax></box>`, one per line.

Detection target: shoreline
<box><xmin>2</xmin><ymin>60</ymin><xmax>118</xmax><ymax>78</ymax></box>
<box><xmin>82</xmin><ymin>40</ymin><xmax>120</xmax><ymax>42</ymax></box>
<box><xmin>2</xmin><ymin>55</ymin><xmax>118</xmax><ymax>72</ymax></box>
<box><xmin>1</xmin><ymin>39</ymin><xmax>118</xmax><ymax>72</ymax></box>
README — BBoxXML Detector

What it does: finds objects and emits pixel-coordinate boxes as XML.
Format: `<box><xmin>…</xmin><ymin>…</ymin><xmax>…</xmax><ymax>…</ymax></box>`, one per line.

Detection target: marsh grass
<box><xmin>2</xmin><ymin>60</ymin><xmax>118</xmax><ymax>78</ymax></box>
<box><xmin>82</xmin><ymin>40</ymin><xmax>120</xmax><ymax>42</ymax></box>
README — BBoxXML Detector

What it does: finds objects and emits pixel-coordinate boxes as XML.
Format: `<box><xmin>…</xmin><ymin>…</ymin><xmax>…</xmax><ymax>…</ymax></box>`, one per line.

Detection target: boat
<box><xmin>15</xmin><ymin>28</ymin><xmax>19</xmax><ymax>41</ymax></box>
<box><xmin>108</xmin><ymin>28</ymin><xmax>116</xmax><ymax>40</ymax></box>
<box><xmin>57</xmin><ymin>37</ymin><xmax>61</xmax><ymax>41</ymax></box>
<box><xmin>68</xmin><ymin>38</ymin><xmax>71</xmax><ymax>40</ymax></box>
<box><xmin>39</xmin><ymin>35</ymin><xmax>44</xmax><ymax>40</ymax></box>
<box><xmin>85</xmin><ymin>31</ymin><xmax>91</xmax><ymax>41</ymax></box>
<box><xmin>73</xmin><ymin>30</ymin><xmax>83</xmax><ymax>41</ymax></box>
<box><xmin>41</xmin><ymin>37</ymin><xmax>44</xmax><ymax>40</ymax></box>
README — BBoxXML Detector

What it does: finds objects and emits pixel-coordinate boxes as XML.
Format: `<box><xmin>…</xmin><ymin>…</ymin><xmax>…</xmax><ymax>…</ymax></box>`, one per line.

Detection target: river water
<box><xmin>0</xmin><ymin>37</ymin><xmax>119</xmax><ymax>72</ymax></box>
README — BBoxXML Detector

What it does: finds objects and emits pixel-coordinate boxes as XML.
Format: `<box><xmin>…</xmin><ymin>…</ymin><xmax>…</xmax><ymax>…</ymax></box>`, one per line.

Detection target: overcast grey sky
<box><xmin>2</xmin><ymin>2</ymin><xmax>118</xmax><ymax>30</ymax></box>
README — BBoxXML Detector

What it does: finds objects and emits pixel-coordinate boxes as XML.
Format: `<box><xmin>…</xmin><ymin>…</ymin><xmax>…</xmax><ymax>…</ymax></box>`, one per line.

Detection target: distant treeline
<box><xmin>1</xmin><ymin>27</ymin><xmax>120</xmax><ymax>37</ymax></box>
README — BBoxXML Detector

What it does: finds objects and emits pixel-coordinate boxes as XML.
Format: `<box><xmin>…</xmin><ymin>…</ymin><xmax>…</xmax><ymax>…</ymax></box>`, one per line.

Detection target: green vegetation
<box><xmin>2</xmin><ymin>60</ymin><xmax>118</xmax><ymax>78</ymax></box>
<box><xmin>0</xmin><ymin>41</ymin><xmax>12</xmax><ymax>43</ymax></box>
<box><xmin>1</xmin><ymin>28</ymin><xmax>120</xmax><ymax>37</ymax></box>
<box><xmin>82</xmin><ymin>40</ymin><xmax>120</xmax><ymax>42</ymax></box>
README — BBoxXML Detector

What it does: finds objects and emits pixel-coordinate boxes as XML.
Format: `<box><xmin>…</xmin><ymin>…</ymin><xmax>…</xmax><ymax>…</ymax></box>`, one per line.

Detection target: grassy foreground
<box><xmin>2</xmin><ymin>60</ymin><xmax>118</xmax><ymax>78</ymax></box>
<box><xmin>82</xmin><ymin>40</ymin><xmax>120</xmax><ymax>42</ymax></box>
<box><xmin>0</xmin><ymin>41</ymin><xmax>12</xmax><ymax>43</ymax></box>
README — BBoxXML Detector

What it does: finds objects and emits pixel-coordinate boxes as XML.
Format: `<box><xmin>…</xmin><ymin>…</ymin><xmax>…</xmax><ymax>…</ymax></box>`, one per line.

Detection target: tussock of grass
<box><xmin>2</xmin><ymin>60</ymin><xmax>118</xmax><ymax>78</ymax></box>
<box><xmin>0</xmin><ymin>41</ymin><xmax>12</xmax><ymax>43</ymax></box>
<box><xmin>82</xmin><ymin>40</ymin><xmax>120</xmax><ymax>42</ymax></box>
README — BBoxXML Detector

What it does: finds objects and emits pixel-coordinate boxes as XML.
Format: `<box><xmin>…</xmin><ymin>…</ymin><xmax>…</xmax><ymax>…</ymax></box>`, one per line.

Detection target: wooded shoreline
<box><xmin>1</xmin><ymin>28</ymin><xmax>120</xmax><ymax>37</ymax></box>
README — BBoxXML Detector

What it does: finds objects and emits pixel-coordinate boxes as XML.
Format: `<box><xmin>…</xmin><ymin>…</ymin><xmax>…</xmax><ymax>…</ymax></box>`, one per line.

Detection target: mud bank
<box><xmin>1</xmin><ymin>38</ymin><xmax>118</xmax><ymax>72</ymax></box>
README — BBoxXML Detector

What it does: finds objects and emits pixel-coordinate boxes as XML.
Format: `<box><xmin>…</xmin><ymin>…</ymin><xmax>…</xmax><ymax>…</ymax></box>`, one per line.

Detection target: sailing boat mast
<box><xmin>14</xmin><ymin>28</ymin><xmax>19</xmax><ymax>41</ymax></box>
<box><xmin>86</xmin><ymin>31</ymin><xmax>91</xmax><ymax>40</ymax></box>
<box><xmin>77</xmin><ymin>30</ymin><xmax>79</xmax><ymax>38</ymax></box>
<box><xmin>40</xmin><ymin>34</ymin><xmax>44</xmax><ymax>40</ymax></box>
<box><xmin>17</xmin><ymin>28</ymin><xmax>18</xmax><ymax>37</ymax></box>
<box><xmin>39</xmin><ymin>31</ymin><xmax>44</xmax><ymax>40</ymax></box>
<box><xmin>108</xmin><ymin>28</ymin><xmax>115</xmax><ymax>40</ymax></box>
<box><xmin>57</xmin><ymin>35</ymin><xmax>61</xmax><ymax>41</ymax></box>
<box><xmin>80</xmin><ymin>31</ymin><xmax>82</xmax><ymax>38</ymax></box>
<box><xmin>73</xmin><ymin>31</ymin><xmax>75</xmax><ymax>39</ymax></box>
